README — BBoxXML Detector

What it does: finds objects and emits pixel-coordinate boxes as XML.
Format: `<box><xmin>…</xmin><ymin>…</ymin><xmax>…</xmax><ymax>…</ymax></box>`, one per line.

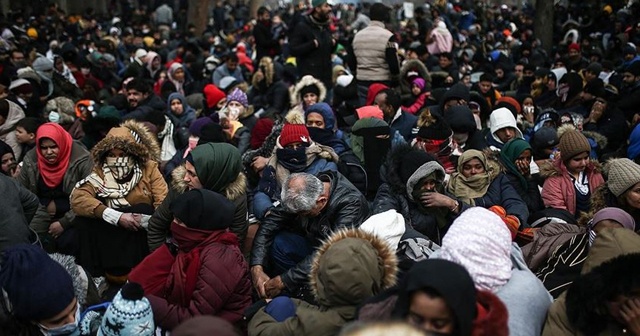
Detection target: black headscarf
<box><xmin>0</xmin><ymin>140</ymin><xmax>15</xmax><ymax>175</ymax></box>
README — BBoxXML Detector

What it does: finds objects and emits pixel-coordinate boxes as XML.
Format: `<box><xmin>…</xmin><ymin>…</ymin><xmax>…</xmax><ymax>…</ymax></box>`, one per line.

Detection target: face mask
<box><xmin>39</xmin><ymin>304</ymin><xmax>81</xmax><ymax>336</ymax></box>
<box><xmin>188</xmin><ymin>136</ymin><xmax>199</xmax><ymax>150</ymax></box>
<box><xmin>48</xmin><ymin>111</ymin><xmax>60</xmax><ymax>123</ymax></box>
<box><xmin>80</xmin><ymin>68</ymin><xmax>91</xmax><ymax>76</ymax></box>
<box><xmin>228</xmin><ymin>107</ymin><xmax>240</xmax><ymax>121</ymax></box>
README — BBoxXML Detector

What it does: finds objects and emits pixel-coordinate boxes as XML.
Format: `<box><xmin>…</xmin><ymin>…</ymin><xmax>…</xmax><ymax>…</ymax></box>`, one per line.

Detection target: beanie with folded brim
<box><xmin>558</xmin><ymin>129</ymin><xmax>591</xmax><ymax>161</ymax></box>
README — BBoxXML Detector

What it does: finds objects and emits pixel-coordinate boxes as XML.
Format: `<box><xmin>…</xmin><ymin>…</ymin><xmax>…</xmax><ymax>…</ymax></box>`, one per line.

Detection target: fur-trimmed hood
<box><xmin>556</xmin><ymin>124</ymin><xmax>608</xmax><ymax>155</ymax></box>
<box><xmin>310</xmin><ymin>228</ymin><xmax>397</xmax><ymax>308</ymax></box>
<box><xmin>400</xmin><ymin>59</ymin><xmax>431</xmax><ymax>93</ymax></box>
<box><xmin>539</xmin><ymin>156</ymin><xmax>601</xmax><ymax>178</ymax></box>
<box><xmin>290</xmin><ymin>75</ymin><xmax>327</xmax><ymax>107</ymax></box>
<box><xmin>90</xmin><ymin>120</ymin><xmax>161</xmax><ymax>165</ymax></box>
<box><xmin>170</xmin><ymin>164</ymin><xmax>247</xmax><ymax>201</ymax></box>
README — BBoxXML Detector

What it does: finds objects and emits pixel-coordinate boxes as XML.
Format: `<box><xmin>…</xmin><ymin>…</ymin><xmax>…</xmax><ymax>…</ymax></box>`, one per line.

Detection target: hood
<box><xmin>310</xmin><ymin>228</ymin><xmax>397</xmax><ymax>308</ymax></box>
<box><xmin>90</xmin><ymin>119</ymin><xmax>161</xmax><ymax>164</ymax></box>
<box><xmin>406</xmin><ymin>161</ymin><xmax>446</xmax><ymax>201</ymax></box>
<box><xmin>0</xmin><ymin>100</ymin><xmax>25</xmax><ymax>132</ymax></box>
<box><xmin>170</xmin><ymin>164</ymin><xmax>247</xmax><ymax>201</ymax></box>
<box><xmin>400</xmin><ymin>59</ymin><xmax>431</xmax><ymax>92</ymax></box>
<box><xmin>444</xmin><ymin>105</ymin><xmax>476</xmax><ymax>133</ymax></box>
<box><xmin>439</xmin><ymin>83</ymin><xmax>470</xmax><ymax>112</ymax></box>
<box><xmin>290</xmin><ymin>75</ymin><xmax>327</xmax><ymax>107</ymax></box>
<box><xmin>384</xmin><ymin>143</ymin><xmax>430</xmax><ymax>195</ymax></box>
<box><xmin>489</xmin><ymin>107</ymin><xmax>523</xmax><ymax>141</ymax></box>
<box><xmin>473</xmin><ymin>290</ymin><xmax>509</xmax><ymax>336</ymax></box>
<box><xmin>359</xmin><ymin>210</ymin><xmax>407</xmax><ymax>251</ymax></box>
<box><xmin>167</xmin><ymin>92</ymin><xmax>196</xmax><ymax>122</ymax></box>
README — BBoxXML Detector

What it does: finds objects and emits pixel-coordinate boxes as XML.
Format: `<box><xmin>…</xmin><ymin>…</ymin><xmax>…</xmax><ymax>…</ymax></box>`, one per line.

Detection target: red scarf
<box><xmin>36</xmin><ymin>123</ymin><xmax>72</xmax><ymax>188</ymax></box>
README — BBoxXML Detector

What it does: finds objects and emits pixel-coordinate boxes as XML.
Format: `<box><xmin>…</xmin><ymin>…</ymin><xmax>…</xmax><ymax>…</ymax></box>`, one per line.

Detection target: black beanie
<box><xmin>583</xmin><ymin>78</ymin><xmax>606</xmax><ymax>98</ymax></box>
<box><xmin>417</xmin><ymin>114</ymin><xmax>452</xmax><ymax>140</ymax></box>
<box><xmin>399</xmin><ymin>148</ymin><xmax>435</xmax><ymax>184</ymax></box>
<box><xmin>170</xmin><ymin>189</ymin><xmax>235</xmax><ymax>231</ymax></box>
<box><xmin>198</xmin><ymin>123</ymin><xmax>227</xmax><ymax>145</ymax></box>
<box><xmin>299</xmin><ymin>84</ymin><xmax>320</xmax><ymax>98</ymax></box>
<box><xmin>0</xmin><ymin>244</ymin><xmax>75</xmax><ymax>321</ymax></box>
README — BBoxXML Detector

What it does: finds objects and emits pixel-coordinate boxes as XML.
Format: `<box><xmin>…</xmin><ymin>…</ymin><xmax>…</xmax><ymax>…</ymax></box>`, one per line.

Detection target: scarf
<box><xmin>308</xmin><ymin>127</ymin><xmax>345</xmax><ymax>154</ymax></box>
<box><xmin>270</xmin><ymin>141</ymin><xmax>338</xmax><ymax>185</ymax></box>
<box><xmin>78</xmin><ymin>156</ymin><xmax>143</xmax><ymax>209</ymax></box>
<box><xmin>276</xmin><ymin>146</ymin><xmax>308</xmax><ymax>172</ymax></box>
<box><xmin>35</xmin><ymin>123</ymin><xmax>72</xmax><ymax>188</ymax></box>
<box><xmin>571</xmin><ymin>171</ymin><xmax>590</xmax><ymax>196</ymax></box>
<box><xmin>413</xmin><ymin>136</ymin><xmax>457</xmax><ymax>174</ymax></box>
<box><xmin>499</xmin><ymin>138</ymin><xmax>532</xmax><ymax>190</ymax></box>
<box><xmin>447</xmin><ymin>150</ymin><xmax>495</xmax><ymax>205</ymax></box>
<box><xmin>158</xmin><ymin>115</ymin><xmax>177</xmax><ymax>161</ymax></box>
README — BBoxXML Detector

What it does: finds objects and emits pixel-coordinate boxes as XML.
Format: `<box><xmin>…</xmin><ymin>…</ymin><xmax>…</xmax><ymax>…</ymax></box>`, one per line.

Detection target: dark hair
<box><xmin>16</xmin><ymin>117</ymin><xmax>42</xmax><ymax>134</ymax></box>
<box><xmin>257</xmin><ymin>6</ymin><xmax>269</xmax><ymax>16</ymax></box>
<box><xmin>125</xmin><ymin>78</ymin><xmax>151</xmax><ymax>94</ymax></box>
<box><xmin>370</xmin><ymin>3</ymin><xmax>391</xmax><ymax>23</ymax></box>
<box><xmin>144</xmin><ymin>110</ymin><xmax>166</xmax><ymax>128</ymax></box>
<box><xmin>479</xmin><ymin>73</ymin><xmax>494</xmax><ymax>83</ymax></box>
<box><xmin>0</xmin><ymin>100</ymin><xmax>8</xmax><ymax>119</ymax></box>
<box><xmin>381</xmin><ymin>88</ymin><xmax>401</xmax><ymax>112</ymax></box>
<box><xmin>227</xmin><ymin>53</ymin><xmax>239</xmax><ymax>63</ymax></box>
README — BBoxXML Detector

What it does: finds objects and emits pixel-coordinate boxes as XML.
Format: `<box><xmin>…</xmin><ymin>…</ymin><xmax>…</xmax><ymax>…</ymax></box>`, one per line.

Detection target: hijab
<box><xmin>189</xmin><ymin>143</ymin><xmax>241</xmax><ymax>193</ymax></box>
<box><xmin>499</xmin><ymin>138</ymin><xmax>532</xmax><ymax>190</ymax></box>
<box><xmin>447</xmin><ymin>150</ymin><xmax>495</xmax><ymax>205</ymax></box>
<box><xmin>36</xmin><ymin>123</ymin><xmax>72</xmax><ymax>188</ymax></box>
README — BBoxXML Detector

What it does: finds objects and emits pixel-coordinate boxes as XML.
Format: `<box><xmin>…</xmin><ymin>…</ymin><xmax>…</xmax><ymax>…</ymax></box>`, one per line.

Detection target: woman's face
<box><xmin>303</xmin><ymin>92</ymin><xmax>318</xmax><ymax>107</ymax></box>
<box><xmin>412</xmin><ymin>84</ymin><xmax>422</xmax><ymax>96</ymax></box>
<box><xmin>420</xmin><ymin>178</ymin><xmax>438</xmax><ymax>192</ymax></box>
<box><xmin>522</xmin><ymin>97</ymin><xmax>534</xmax><ymax>108</ymax></box>
<box><xmin>462</xmin><ymin>158</ymin><xmax>485</xmax><ymax>178</ymax></box>
<box><xmin>623</xmin><ymin>182</ymin><xmax>640</xmax><ymax>210</ymax></box>
<box><xmin>565</xmin><ymin>152</ymin><xmax>590</xmax><ymax>175</ymax></box>
<box><xmin>171</xmin><ymin>98</ymin><xmax>184</xmax><ymax>115</ymax></box>
<box><xmin>407</xmin><ymin>290</ymin><xmax>455</xmax><ymax>334</ymax></box>
<box><xmin>516</xmin><ymin>149</ymin><xmax>532</xmax><ymax>166</ymax></box>
<box><xmin>152</xmin><ymin>56</ymin><xmax>161</xmax><ymax>69</ymax></box>
<box><xmin>39</xmin><ymin>138</ymin><xmax>60</xmax><ymax>163</ymax></box>
<box><xmin>173</xmin><ymin>68</ymin><xmax>185</xmax><ymax>82</ymax></box>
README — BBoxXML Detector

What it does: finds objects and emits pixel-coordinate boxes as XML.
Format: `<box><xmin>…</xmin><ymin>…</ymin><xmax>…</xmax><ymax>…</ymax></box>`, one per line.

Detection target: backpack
<box><xmin>397</xmin><ymin>236</ymin><xmax>440</xmax><ymax>262</ymax></box>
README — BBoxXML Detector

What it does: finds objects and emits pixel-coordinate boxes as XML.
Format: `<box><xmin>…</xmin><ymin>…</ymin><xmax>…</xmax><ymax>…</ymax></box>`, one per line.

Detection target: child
<box><xmin>15</xmin><ymin>117</ymin><xmax>41</xmax><ymax>162</ymax></box>
<box><xmin>402</xmin><ymin>78</ymin><xmax>429</xmax><ymax>115</ymax></box>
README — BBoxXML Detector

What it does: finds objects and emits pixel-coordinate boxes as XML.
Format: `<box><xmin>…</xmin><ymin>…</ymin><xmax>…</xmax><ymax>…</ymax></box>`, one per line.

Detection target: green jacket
<box><xmin>248</xmin><ymin>229</ymin><xmax>397</xmax><ymax>336</ymax></box>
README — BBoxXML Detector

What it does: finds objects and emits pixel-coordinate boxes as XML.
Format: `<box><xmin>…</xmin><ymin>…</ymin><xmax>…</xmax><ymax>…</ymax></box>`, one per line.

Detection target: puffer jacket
<box><xmin>132</xmin><ymin>228</ymin><xmax>252</xmax><ymax>330</ymax></box>
<box><xmin>147</xmin><ymin>165</ymin><xmax>248</xmax><ymax>251</ymax></box>
<box><xmin>543</xmin><ymin>229</ymin><xmax>640</xmax><ymax>336</ymax></box>
<box><xmin>540</xmin><ymin>158</ymin><xmax>604</xmax><ymax>217</ymax></box>
<box><xmin>250</xmin><ymin>170</ymin><xmax>370</xmax><ymax>289</ymax></box>
<box><xmin>521</xmin><ymin>222</ymin><xmax>586</xmax><ymax>272</ymax></box>
<box><xmin>248</xmin><ymin>229</ymin><xmax>397</xmax><ymax>336</ymax></box>
<box><xmin>289</xmin><ymin>15</ymin><xmax>335</xmax><ymax>89</ymax></box>
<box><xmin>20</xmin><ymin>141</ymin><xmax>93</xmax><ymax>232</ymax></box>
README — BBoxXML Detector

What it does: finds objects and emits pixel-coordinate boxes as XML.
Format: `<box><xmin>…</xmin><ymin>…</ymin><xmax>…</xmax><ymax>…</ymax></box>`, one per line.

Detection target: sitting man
<box><xmin>250</xmin><ymin>171</ymin><xmax>369</xmax><ymax>300</ymax></box>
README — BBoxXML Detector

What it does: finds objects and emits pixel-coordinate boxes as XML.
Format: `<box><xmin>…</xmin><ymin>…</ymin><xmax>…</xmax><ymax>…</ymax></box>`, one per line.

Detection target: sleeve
<box><xmin>498</xmin><ymin>177</ymin><xmax>529</xmax><ymax>227</ymax></box>
<box><xmin>60</xmin><ymin>155</ymin><xmax>95</xmax><ymax>229</ymax></box>
<box><xmin>248</xmin><ymin>300</ymin><xmax>312</xmax><ymax>336</ymax></box>
<box><xmin>541</xmin><ymin>176</ymin><xmax>569</xmax><ymax>212</ymax></box>
<box><xmin>70</xmin><ymin>178</ymin><xmax>108</xmax><ymax>219</ymax></box>
<box><xmin>346</xmin><ymin>43</ymin><xmax>357</xmax><ymax>78</ymax></box>
<box><xmin>16</xmin><ymin>179</ymin><xmax>39</xmax><ymax>223</ymax></box>
<box><xmin>230</xmin><ymin>195</ymin><xmax>249</xmax><ymax>248</ymax></box>
<box><xmin>212</xmin><ymin>69</ymin><xmax>223</xmax><ymax>86</ymax></box>
<box><xmin>371</xmin><ymin>184</ymin><xmax>400</xmax><ymax>215</ymax></box>
<box><xmin>236</xmin><ymin>128</ymin><xmax>252</xmax><ymax>154</ymax></box>
<box><xmin>147</xmin><ymin>162</ymin><xmax>169</xmax><ymax>208</ymax></box>
<box><xmin>288</xmin><ymin>26</ymin><xmax>316</xmax><ymax>57</ymax></box>
<box><xmin>385</xmin><ymin>35</ymin><xmax>400</xmax><ymax>77</ymax></box>
<box><xmin>250</xmin><ymin>206</ymin><xmax>293</xmax><ymax>267</ymax></box>
<box><xmin>147</xmin><ymin>190</ymin><xmax>176</xmax><ymax>252</ymax></box>
<box><xmin>331</xmin><ymin>195</ymin><xmax>370</xmax><ymax>230</ymax></box>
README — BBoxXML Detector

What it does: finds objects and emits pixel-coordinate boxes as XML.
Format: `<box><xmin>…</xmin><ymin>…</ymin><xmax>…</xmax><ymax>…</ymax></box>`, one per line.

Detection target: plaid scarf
<box><xmin>76</xmin><ymin>156</ymin><xmax>143</xmax><ymax>209</ymax></box>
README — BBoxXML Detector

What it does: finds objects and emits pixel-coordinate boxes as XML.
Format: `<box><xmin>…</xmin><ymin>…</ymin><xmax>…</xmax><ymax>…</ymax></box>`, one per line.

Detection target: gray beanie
<box><xmin>32</xmin><ymin>56</ymin><xmax>54</xmax><ymax>72</ymax></box>
<box><xmin>406</xmin><ymin>161</ymin><xmax>446</xmax><ymax>201</ymax></box>
<box><xmin>607</xmin><ymin>158</ymin><xmax>640</xmax><ymax>197</ymax></box>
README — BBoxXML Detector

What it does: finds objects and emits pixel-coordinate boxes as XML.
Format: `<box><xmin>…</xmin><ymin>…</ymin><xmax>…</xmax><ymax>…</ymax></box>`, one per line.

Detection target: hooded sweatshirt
<box><xmin>486</xmin><ymin>107</ymin><xmax>524</xmax><ymax>150</ymax></box>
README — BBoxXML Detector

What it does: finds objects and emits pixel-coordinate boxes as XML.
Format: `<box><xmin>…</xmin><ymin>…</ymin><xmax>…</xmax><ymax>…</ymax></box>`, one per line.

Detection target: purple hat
<box><xmin>227</xmin><ymin>88</ymin><xmax>248</xmax><ymax>108</ymax></box>
<box><xmin>592</xmin><ymin>207</ymin><xmax>636</xmax><ymax>231</ymax></box>
<box><xmin>412</xmin><ymin>78</ymin><xmax>426</xmax><ymax>90</ymax></box>
<box><xmin>189</xmin><ymin>117</ymin><xmax>214</xmax><ymax>137</ymax></box>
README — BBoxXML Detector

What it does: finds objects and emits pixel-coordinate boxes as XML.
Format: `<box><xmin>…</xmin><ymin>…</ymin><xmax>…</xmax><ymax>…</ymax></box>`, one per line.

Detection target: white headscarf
<box><xmin>437</xmin><ymin>207</ymin><xmax>512</xmax><ymax>292</ymax></box>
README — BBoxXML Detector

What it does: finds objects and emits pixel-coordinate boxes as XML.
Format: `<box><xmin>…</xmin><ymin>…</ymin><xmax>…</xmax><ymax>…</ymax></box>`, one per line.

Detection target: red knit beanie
<box><xmin>251</xmin><ymin>118</ymin><xmax>275</xmax><ymax>149</ymax></box>
<box><xmin>488</xmin><ymin>206</ymin><xmax>519</xmax><ymax>241</ymax></box>
<box><xmin>203</xmin><ymin>84</ymin><xmax>226</xmax><ymax>109</ymax></box>
<box><xmin>279</xmin><ymin>123</ymin><xmax>310</xmax><ymax>147</ymax></box>
<box><xmin>568</xmin><ymin>43</ymin><xmax>581</xmax><ymax>53</ymax></box>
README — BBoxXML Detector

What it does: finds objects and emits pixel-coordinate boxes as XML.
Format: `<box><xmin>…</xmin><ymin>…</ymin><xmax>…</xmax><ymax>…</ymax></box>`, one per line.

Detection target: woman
<box><xmin>252</xmin><ymin>122</ymin><xmax>338</xmax><ymax>219</ymax></box>
<box><xmin>499</xmin><ymin>138</ymin><xmax>544</xmax><ymax>215</ymax></box>
<box><xmin>129</xmin><ymin>189</ymin><xmax>252</xmax><ymax>330</ymax></box>
<box><xmin>71</xmin><ymin>120</ymin><xmax>168</xmax><ymax>284</ymax></box>
<box><xmin>447</xmin><ymin>149</ymin><xmax>529</xmax><ymax>226</ymax></box>
<box><xmin>19</xmin><ymin>122</ymin><xmax>93</xmax><ymax>253</ymax></box>
<box><xmin>392</xmin><ymin>259</ymin><xmax>508</xmax><ymax>336</ymax></box>
<box><xmin>146</xmin><ymin>51</ymin><xmax>164</xmax><ymax>81</ymax></box>
<box><xmin>537</xmin><ymin>207</ymin><xmax>636</xmax><ymax>298</ymax></box>
<box><xmin>289</xmin><ymin>75</ymin><xmax>326</xmax><ymax>116</ymax></box>
<box><xmin>220</xmin><ymin>88</ymin><xmax>252</xmax><ymax>154</ymax></box>
<box><xmin>586</xmin><ymin>158</ymin><xmax>640</xmax><ymax>229</ymax></box>
<box><xmin>166</xmin><ymin>63</ymin><xmax>186</xmax><ymax>96</ymax></box>
<box><xmin>436</xmin><ymin>207</ymin><xmax>552</xmax><ymax>336</ymax></box>
<box><xmin>541</xmin><ymin>129</ymin><xmax>604</xmax><ymax>219</ymax></box>
<box><xmin>167</xmin><ymin>92</ymin><xmax>196</xmax><ymax>129</ymax></box>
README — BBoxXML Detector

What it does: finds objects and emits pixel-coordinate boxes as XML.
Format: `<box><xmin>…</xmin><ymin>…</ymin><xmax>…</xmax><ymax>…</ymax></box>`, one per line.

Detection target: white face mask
<box><xmin>80</xmin><ymin>68</ymin><xmax>91</xmax><ymax>76</ymax></box>
<box><xmin>38</xmin><ymin>304</ymin><xmax>81</xmax><ymax>336</ymax></box>
<box><xmin>48</xmin><ymin>111</ymin><xmax>60</xmax><ymax>123</ymax></box>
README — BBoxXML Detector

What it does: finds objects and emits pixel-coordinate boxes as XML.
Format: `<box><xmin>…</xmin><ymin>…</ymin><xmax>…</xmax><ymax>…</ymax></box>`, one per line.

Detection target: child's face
<box><xmin>412</xmin><ymin>84</ymin><xmax>422</xmax><ymax>96</ymax></box>
<box><xmin>15</xmin><ymin>126</ymin><xmax>34</xmax><ymax>144</ymax></box>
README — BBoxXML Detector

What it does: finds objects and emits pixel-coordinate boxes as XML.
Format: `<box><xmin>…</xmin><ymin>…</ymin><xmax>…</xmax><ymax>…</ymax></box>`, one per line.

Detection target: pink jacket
<box><xmin>541</xmin><ymin>159</ymin><xmax>604</xmax><ymax>216</ymax></box>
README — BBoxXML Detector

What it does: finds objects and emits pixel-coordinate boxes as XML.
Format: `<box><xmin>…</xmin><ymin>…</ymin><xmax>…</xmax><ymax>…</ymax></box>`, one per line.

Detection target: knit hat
<box><xmin>488</xmin><ymin>205</ymin><xmax>520</xmax><ymax>240</ymax></box>
<box><xmin>417</xmin><ymin>115</ymin><xmax>452</xmax><ymax>140</ymax></box>
<box><xmin>583</xmin><ymin>78</ymin><xmax>605</xmax><ymax>98</ymax></box>
<box><xmin>198</xmin><ymin>123</ymin><xmax>227</xmax><ymax>144</ymax></box>
<box><xmin>189</xmin><ymin>117</ymin><xmax>214</xmax><ymax>137</ymax></box>
<box><xmin>299</xmin><ymin>84</ymin><xmax>320</xmax><ymax>98</ymax></box>
<box><xmin>398</xmin><ymin>148</ymin><xmax>435</xmax><ymax>184</ymax></box>
<box><xmin>558</xmin><ymin>129</ymin><xmax>591</xmax><ymax>161</ymax></box>
<box><xmin>623</xmin><ymin>44</ymin><xmax>637</xmax><ymax>56</ymax></box>
<box><xmin>0</xmin><ymin>244</ymin><xmax>75</xmax><ymax>321</ymax></box>
<box><xmin>305</xmin><ymin>102</ymin><xmax>335</xmax><ymax>130</ymax></box>
<box><xmin>135</xmin><ymin>48</ymin><xmax>148</xmax><ymax>60</ymax></box>
<box><xmin>98</xmin><ymin>282</ymin><xmax>154</xmax><ymax>335</ymax></box>
<box><xmin>592</xmin><ymin>207</ymin><xmax>636</xmax><ymax>231</ymax></box>
<box><xmin>356</xmin><ymin>106</ymin><xmax>384</xmax><ymax>120</ymax></box>
<box><xmin>227</xmin><ymin>88</ymin><xmax>248</xmax><ymax>107</ymax></box>
<box><xmin>203</xmin><ymin>84</ymin><xmax>226</xmax><ymax>109</ymax></box>
<box><xmin>606</xmin><ymin>158</ymin><xmax>640</xmax><ymax>197</ymax></box>
<box><xmin>495</xmin><ymin>96</ymin><xmax>521</xmax><ymax>115</ymax></box>
<box><xmin>170</xmin><ymin>189</ymin><xmax>235</xmax><ymax>230</ymax></box>
<box><xmin>444</xmin><ymin>105</ymin><xmax>476</xmax><ymax>134</ymax></box>
<box><xmin>624</xmin><ymin>61</ymin><xmax>640</xmax><ymax>77</ymax></box>
<box><xmin>279</xmin><ymin>123</ymin><xmax>310</xmax><ymax>147</ymax></box>
<box><xmin>568</xmin><ymin>43</ymin><xmax>581</xmax><ymax>53</ymax></box>
<box><xmin>251</xmin><ymin>118</ymin><xmax>275</xmax><ymax>149</ymax></box>
<box><xmin>412</xmin><ymin>78</ymin><xmax>426</xmax><ymax>90</ymax></box>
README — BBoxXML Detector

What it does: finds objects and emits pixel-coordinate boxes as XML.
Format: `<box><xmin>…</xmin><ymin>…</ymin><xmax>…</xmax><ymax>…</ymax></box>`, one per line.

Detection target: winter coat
<box><xmin>288</xmin><ymin>75</ymin><xmax>327</xmax><ymax>114</ymax></box>
<box><xmin>399</xmin><ymin>59</ymin><xmax>431</xmax><ymax>102</ymax></box>
<box><xmin>20</xmin><ymin>141</ymin><xmax>93</xmax><ymax>232</ymax></box>
<box><xmin>388</xmin><ymin>109</ymin><xmax>417</xmax><ymax>142</ymax></box>
<box><xmin>132</xmin><ymin>228</ymin><xmax>252</xmax><ymax>330</ymax></box>
<box><xmin>0</xmin><ymin>174</ymin><xmax>39</xmax><ymax>251</ymax></box>
<box><xmin>543</xmin><ymin>229</ymin><xmax>640</xmax><ymax>336</ymax></box>
<box><xmin>583</xmin><ymin>106</ymin><xmax>628</xmax><ymax>154</ymax></box>
<box><xmin>503</xmin><ymin>170</ymin><xmax>544</xmax><ymax>214</ymax></box>
<box><xmin>122</xmin><ymin>94</ymin><xmax>167</xmax><ymax>121</ymax></box>
<box><xmin>289</xmin><ymin>15</ymin><xmax>335</xmax><ymax>89</ymax></box>
<box><xmin>0</xmin><ymin>100</ymin><xmax>25</xmax><ymax>159</ymax></box>
<box><xmin>250</xmin><ymin>170</ymin><xmax>370</xmax><ymax>289</ymax></box>
<box><xmin>253</xmin><ymin>21</ymin><xmax>281</xmax><ymax>62</ymax></box>
<box><xmin>581</xmin><ymin>184</ymin><xmax>640</xmax><ymax>231</ymax></box>
<box><xmin>470</xmin><ymin>173</ymin><xmax>529</xmax><ymax>225</ymax></box>
<box><xmin>147</xmin><ymin>165</ymin><xmax>249</xmax><ymax>251</ymax></box>
<box><xmin>521</xmin><ymin>222</ymin><xmax>586</xmax><ymax>272</ymax></box>
<box><xmin>536</xmin><ymin>232</ymin><xmax>590</xmax><ymax>298</ymax></box>
<box><xmin>70</xmin><ymin>121</ymin><xmax>168</xmax><ymax>218</ymax></box>
<box><xmin>248</xmin><ymin>229</ymin><xmax>397</xmax><ymax>336</ymax></box>
<box><xmin>540</xmin><ymin>159</ymin><xmax>604</xmax><ymax>217</ymax></box>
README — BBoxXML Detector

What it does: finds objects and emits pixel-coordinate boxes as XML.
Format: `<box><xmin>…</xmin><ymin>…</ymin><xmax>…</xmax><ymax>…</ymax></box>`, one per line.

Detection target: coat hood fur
<box><xmin>539</xmin><ymin>156</ymin><xmax>601</xmax><ymax>178</ymax></box>
<box><xmin>290</xmin><ymin>75</ymin><xmax>327</xmax><ymax>107</ymax></box>
<box><xmin>400</xmin><ymin>59</ymin><xmax>431</xmax><ymax>93</ymax></box>
<box><xmin>90</xmin><ymin>120</ymin><xmax>161</xmax><ymax>165</ymax></box>
<box><xmin>310</xmin><ymin>228</ymin><xmax>397</xmax><ymax>308</ymax></box>
<box><xmin>556</xmin><ymin>124</ymin><xmax>608</xmax><ymax>154</ymax></box>
<box><xmin>170</xmin><ymin>164</ymin><xmax>247</xmax><ymax>201</ymax></box>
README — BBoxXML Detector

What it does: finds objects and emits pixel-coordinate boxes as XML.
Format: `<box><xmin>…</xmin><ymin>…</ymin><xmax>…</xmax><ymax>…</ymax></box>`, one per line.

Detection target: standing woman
<box><xmin>19</xmin><ymin>122</ymin><xmax>93</xmax><ymax>253</ymax></box>
<box><xmin>71</xmin><ymin>120</ymin><xmax>168</xmax><ymax>286</ymax></box>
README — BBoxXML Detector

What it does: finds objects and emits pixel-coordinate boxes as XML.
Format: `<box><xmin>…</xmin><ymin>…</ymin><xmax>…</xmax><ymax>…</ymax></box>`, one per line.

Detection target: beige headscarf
<box><xmin>447</xmin><ymin>150</ymin><xmax>499</xmax><ymax>205</ymax></box>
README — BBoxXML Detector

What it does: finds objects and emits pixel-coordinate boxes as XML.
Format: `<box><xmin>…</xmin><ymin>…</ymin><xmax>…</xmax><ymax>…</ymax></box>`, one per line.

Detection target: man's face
<box><xmin>1</xmin><ymin>152</ymin><xmax>16</xmax><ymax>174</ymax></box>
<box><xmin>438</xmin><ymin>55</ymin><xmax>452</xmax><ymax>69</ymax></box>
<box><xmin>314</xmin><ymin>3</ymin><xmax>332</xmax><ymax>21</ymax></box>
<box><xmin>568</xmin><ymin>49</ymin><xmax>580</xmax><ymax>60</ymax></box>
<box><xmin>10</xmin><ymin>51</ymin><xmax>25</xmax><ymax>67</ymax></box>
<box><xmin>514</xmin><ymin>65</ymin><xmax>524</xmax><ymax>79</ymax></box>
<box><xmin>584</xmin><ymin>71</ymin><xmax>597</xmax><ymax>82</ymax></box>
<box><xmin>623</xmin><ymin>72</ymin><xmax>637</xmax><ymax>86</ymax></box>
<box><xmin>260</xmin><ymin>12</ymin><xmax>271</xmax><ymax>22</ymax></box>
<box><xmin>127</xmin><ymin>89</ymin><xmax>148</xmax><ymax>108</ymax></box>
<box><xmin>374</xmin><ymin>92</ymin><xmax>394</xmax><ymax>118</ymax></box>
<box><xmin>478</xmin><ymin>81</ymin><xmax>492</xmax><ymax>94</ymax></box>
<box><xmin>227</xmin><ymin>60</ymin><xmax>238</xmax><ymax>72</ymax></box>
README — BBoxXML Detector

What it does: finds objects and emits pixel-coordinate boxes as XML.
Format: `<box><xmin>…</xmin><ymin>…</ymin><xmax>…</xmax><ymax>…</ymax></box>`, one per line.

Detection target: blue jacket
<box><xmin>473</xmin><ymin>174</ymin><xmax>530</xmax><ymax>227</ymax></box>
<box><xmin>388</xmin><ymin>110</ymin><xmax>417</xmax><ymax>142</ymax></box>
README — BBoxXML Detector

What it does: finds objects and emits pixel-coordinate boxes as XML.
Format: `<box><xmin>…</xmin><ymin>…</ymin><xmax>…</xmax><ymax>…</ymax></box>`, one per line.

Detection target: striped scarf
<box><xmin>77</xmin><ymin>156</ymin><xmax>143</xmax><ymax>209</ymax></box>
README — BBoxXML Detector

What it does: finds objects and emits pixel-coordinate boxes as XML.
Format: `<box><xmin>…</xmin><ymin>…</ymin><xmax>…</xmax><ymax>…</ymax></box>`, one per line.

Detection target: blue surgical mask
<box><xmin>48</xmin><ymin>111</ymin><xmax>60</xmax><ymax>123</ymax></box>
<box><xmin>39</xmin><ymin>304</ymin><xmax>81</xmax><ymax>336</ymax></box>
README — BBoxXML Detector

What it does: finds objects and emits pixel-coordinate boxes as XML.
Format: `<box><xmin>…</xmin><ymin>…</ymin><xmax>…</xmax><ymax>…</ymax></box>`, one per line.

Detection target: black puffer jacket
<box><xmin>289</xmin><ymin>15</ymin><xmax>335</xmax><ymax>89</ymax></box>
<box><xmin>250</xmin><ymin>170</ymin><xmax>369</xmax><ymax>289</ymax></box>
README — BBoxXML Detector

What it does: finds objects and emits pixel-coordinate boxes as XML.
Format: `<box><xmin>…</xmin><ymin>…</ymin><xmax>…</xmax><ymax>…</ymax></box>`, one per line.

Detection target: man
<box><xmin>212</xmin><ymin>53</ymin><xmax>245</xmax><ymax>86</ymax></box>
<box><xmin>375</xmin><ymin>88</ymin><xmax>417</xmax><ymax>141</ymax></box>
<box><xmin>122</xmin><ymin>78</ymin><xmax>166</xmax><ymax>121</ymax></box>
<box><xmin>351</xmin><ymin>3</ymin><xmax>400</xmax><ymax>105</ymax></box>
<box><xmin>122</xmin><ymin>48</ymin><xmax>149</xmax><ymax>80</ymax></box>
<box><xmin>253</xmin><ymin>7</ymin><xmax>281</xmax><ymax>63</ymax></box>
<box><xmin>583</xmin><ymin>62</ymin><xmax>602</xmax><ymax>83</ymax></box>
<box><xmin>250</xmin><ymin>171</ymin><xmax>369</xmax><ymax>299</ymax></box>
<box><xmin>617</xmin><ymin>62</ymin><xmax>640</xmax><ymax>124</ymax></box>
<box><xmin>431</xmin><ymin>52</ymin><xmax>459</xmax><ymax>83</ymax></box>
<box><xmin>582</xmin><ymin>79</ymin><xmax>628</xmax><ymax>153</ymax></box>
<box><xmin>485</xmin><ymin>107</ymin><xmax>524</xmax><ymax>151</ymax></box>
<box><xmin>0</xmin><ymin>173</ymin><xmax>39</xmax><ymax>250</ymax></box>
<box><xmin>289</xmin><ymin>0</ymin><xmax>336</xmax><ymax>91</ymax></box>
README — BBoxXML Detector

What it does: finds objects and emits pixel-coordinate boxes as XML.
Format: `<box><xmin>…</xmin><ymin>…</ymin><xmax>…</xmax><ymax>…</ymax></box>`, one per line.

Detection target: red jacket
<box><xmin>130</xmin><ymin>226</ymin><xmax>252</xmax><ymax>330</ymax></box>
<box><xmin>541</xmin><ymin>159</ymin><xmax>604</xmax><ymax>216</ymax></box>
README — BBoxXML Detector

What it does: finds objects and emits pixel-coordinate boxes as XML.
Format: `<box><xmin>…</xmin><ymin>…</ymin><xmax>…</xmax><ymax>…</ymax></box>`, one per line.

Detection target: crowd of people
<box><xmin>1</xmin><ymin>0</ymin><xmax>640</xmax><ymax>335</ymax></box>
